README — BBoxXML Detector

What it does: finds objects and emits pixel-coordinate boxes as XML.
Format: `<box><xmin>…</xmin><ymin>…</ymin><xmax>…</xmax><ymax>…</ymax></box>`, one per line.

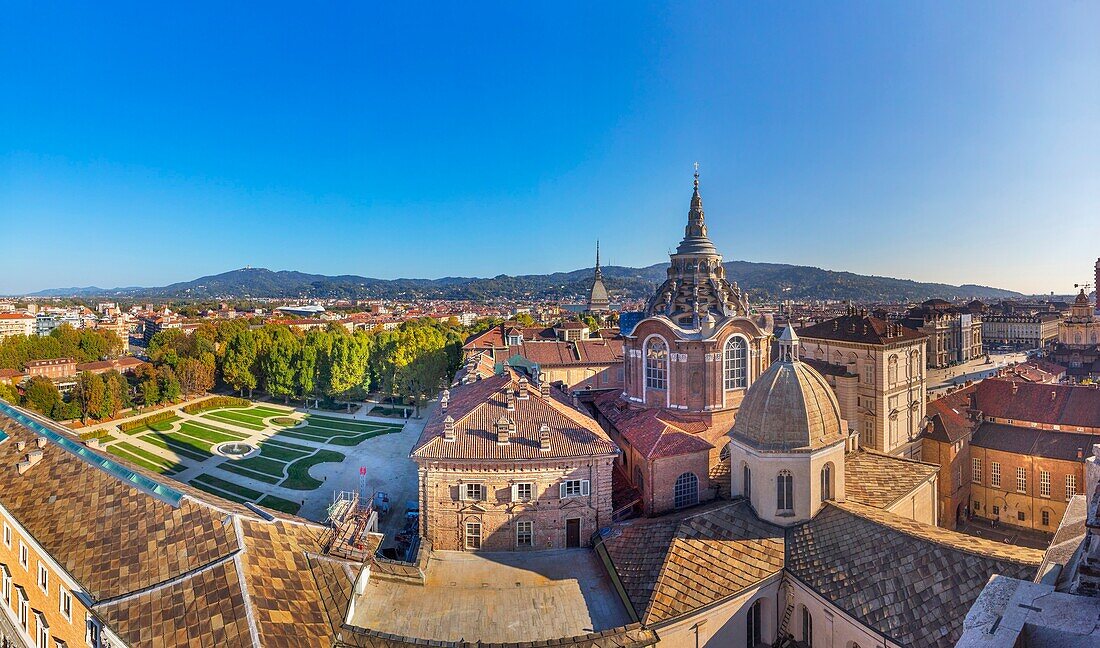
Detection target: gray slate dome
<box><xmin>731</xmin><ymin>354</ymin><xmax>845</xmax><ymax>452</ymax></box>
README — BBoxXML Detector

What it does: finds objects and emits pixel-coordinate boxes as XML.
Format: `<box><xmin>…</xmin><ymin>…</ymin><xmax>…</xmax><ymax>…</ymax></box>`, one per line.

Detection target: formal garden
<box><xmin>97</xmin><ymin>397</ymin><xmax>404</xmax><ymax>515</ymax></box>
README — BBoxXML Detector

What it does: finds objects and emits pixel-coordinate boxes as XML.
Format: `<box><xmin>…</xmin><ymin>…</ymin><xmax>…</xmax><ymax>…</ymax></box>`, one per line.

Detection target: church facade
<box><xmin>593</xmin><ymin>172</ymin><xmax>772</xmax><ymax>515</ymax></box>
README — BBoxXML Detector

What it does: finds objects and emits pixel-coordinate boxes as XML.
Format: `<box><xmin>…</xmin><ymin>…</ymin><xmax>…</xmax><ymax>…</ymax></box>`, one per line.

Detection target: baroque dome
<box><xmin>730</xmin><ymin>327</ymin><xmax>845</xmax><ymax>452</ymax></box>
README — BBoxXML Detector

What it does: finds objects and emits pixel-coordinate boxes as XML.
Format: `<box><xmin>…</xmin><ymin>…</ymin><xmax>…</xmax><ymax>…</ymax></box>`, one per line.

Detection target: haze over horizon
<box><xmin>3</xmin><ymin>3</ymin><xmax>1098</xmax><ymax>296</ymax></box>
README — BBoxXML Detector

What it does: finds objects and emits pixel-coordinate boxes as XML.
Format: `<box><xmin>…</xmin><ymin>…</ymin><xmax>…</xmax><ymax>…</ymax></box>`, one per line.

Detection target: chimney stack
<box><xmin>539</xmin><ymin>424</ymin><xmax>551</xmax><ymax>451</ymax></box>
<box><xmin>540</xmin><ymin>381</ymin><xmax>551</xmax><ymax>398</ymax></box>
<box><xmin>517</xmin><ymin>377</ymin><xmax>529</xmax><ymax>399</ymax></box>
<box><xmin>17</xmin><ymin>449</ymin><xmax>43</xmax><ymax>475</ymax></box>
<box><xmin>496</xmin><ymin>415</ymin><xmax>513</xmax><ymax>445</ymax></box>
<box><xmin>1011</xmin><ymin>382</ymin><xmax>1019</xmax><ymax>395</ymax></box>
<box><xmin>36</xmin><ymin>436</ymin><xmax>47</xmax><ymax>449</ymax></box>
<box><xmin>440</xmin><ymin>389</ymin><xmax>450</xmax><ymax>412</ymax></box>
<box><xmin>443</xmin><ymin>415</ymin><xmax>456</xmax><ymax>442</ymax></box>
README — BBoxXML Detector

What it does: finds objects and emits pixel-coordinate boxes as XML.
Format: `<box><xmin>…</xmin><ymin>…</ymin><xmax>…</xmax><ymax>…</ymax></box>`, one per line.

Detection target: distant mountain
<box><xmin>24</xmin><ymin>263</ymin><xmax>1023</xmax><ymax>304</ymax></box>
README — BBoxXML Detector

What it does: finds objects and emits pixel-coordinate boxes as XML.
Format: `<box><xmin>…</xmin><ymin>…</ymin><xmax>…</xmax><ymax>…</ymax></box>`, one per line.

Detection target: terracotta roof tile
<box><xmin>843</xmin><ymin>450</ymin><xmax>939</xmax><ymax>509</ymax></box>
<box><xmin>598</xmin><ymin>501</ymin><xmax>784</xmax><ymax>625</ymax></box>
<box><xmin>799</xmin><ymin>314</ymin><xmax>926</xmax><ymax>345</ymax></box>
<box><xmin>786</xmin><ymin>501</ymin><xmax>1042</xmax><ymax>648</ymax></box>
<box><xmin>412</xmin><ymin>370</ymin><xmax>617</xmax><ymax>461</ymax></box>
<box><xmin>974</xmin><ymin>378</ymin><xmax>1100</xmax><ymax>429</ymax></box>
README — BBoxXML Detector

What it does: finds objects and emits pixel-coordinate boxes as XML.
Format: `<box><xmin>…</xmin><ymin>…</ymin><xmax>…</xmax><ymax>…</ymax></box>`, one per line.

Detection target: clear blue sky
<box><xmin>2</xmin><ymin>2</ymin><xmax>1097</xmax><ymax>296</ymax></box>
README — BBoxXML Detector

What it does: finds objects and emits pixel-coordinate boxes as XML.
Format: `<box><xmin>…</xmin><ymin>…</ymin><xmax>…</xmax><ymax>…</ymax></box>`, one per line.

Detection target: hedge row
<box><xmin>182</xmin><ymin>396</ymin><xmax>251</xmax><ymax>415</ymax></box>
<box><xmin>118</xmin><ymin>410</ymin><xmax>178</xmax><ymax>433</ymax></box>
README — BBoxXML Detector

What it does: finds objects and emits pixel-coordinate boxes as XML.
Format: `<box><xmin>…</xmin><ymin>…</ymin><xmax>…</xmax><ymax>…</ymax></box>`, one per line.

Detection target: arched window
<box><xmin>821</xmin><ymin>463</ymin><xmax>833</xmax><ymax>502</ymax></box>
<box><xmin>645</xmin><ymin>337</ymin><xmax>668</xmax><ymax>390</ymax></box>
<box><xmin>673</xmin><ymin>472</ymin><xmax>699</xmax><ymax>509</ymax></box>
<box><xmin>802</xmin><ymin>606</ymin><xmax>814</xmax><ymax>647</ymax></box>
<box><xmin>777</xmin><ymin>470</ymin><xmax>794</xmax><ymax>514</ymax></box>
<box><xmin>723</xmin><ymin>336</ymin><xmax>748</xmax><ymax>389</ymax></box>
<box><xmin>743</xmin><ymin>464</ymin><xmax>752</xmax><ymax>500</ymax></box>
<box><xmin>747</xmin><ymin>598</ymin><xmax>762</xmax><ymax>646</ymax></box>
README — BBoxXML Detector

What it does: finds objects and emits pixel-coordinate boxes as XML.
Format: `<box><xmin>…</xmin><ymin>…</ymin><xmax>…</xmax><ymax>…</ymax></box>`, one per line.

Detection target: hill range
<box><xmin>26</xmin><ymin>261</ymin><xmax>1025</xmax><ymax>304</ymax></box>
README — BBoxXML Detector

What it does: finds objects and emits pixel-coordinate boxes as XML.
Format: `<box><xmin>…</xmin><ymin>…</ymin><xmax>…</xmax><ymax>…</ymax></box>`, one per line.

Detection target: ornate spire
<box><xmin>675</xmin><ymin>164</ymin><xmax>719</xmax><ymax>257</ymax></box>
<box><xmin>594</xmin><ymin>240</ymin><xmax>602</xmax><ymax>280</ymax></box>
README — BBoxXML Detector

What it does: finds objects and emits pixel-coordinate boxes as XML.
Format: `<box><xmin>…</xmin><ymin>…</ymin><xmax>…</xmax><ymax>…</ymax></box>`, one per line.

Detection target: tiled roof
<box><xmin>507</xmin><ymin>338</ymin><xmax>624</xmax><ymax>368</ymax></box>
<box><xmin>925</xmin><ymin>387</ymin><xmax>977</xmax><ymax>443</ymax></box>
<box><xmin>799</xmin><ymin>314</ymin><xmax>926</xmax><ymax>345</ymax></box>
<box><xmin>843</xmin><ymin>451</ymin><xmax>939</xmax><ymax>509</ymax></box>
<box><xmin>597</xmin><ymin>500</ymin><xmax>784</xmax><ymax>625</ymax></box>
<box><xmin>970</xmin><ymin>422</ymin><xmax>1095</xmax><ymax>462</ymax></box>
<box><xmin>786</xmin><ymin>501</ymin><xmax>1042</xmax><ymax>648</ymax></box>
<box><xmin>974</xmin><ymin>378</ymin><xmax>1100</xmax><ymax>429</ymax></box>
<box><xmin>593</xmin><ymin>392</ymin><xmax>714</xmax><ymax>459</ymax></box>
<box><xmin>0</xmin><ymin>406</ymin><xmax>361</xmax><ymax>647</ymax></box>
<box><xmin>412</xmin><ymin>369</ymin><xmax>618</xmax><ymax>461</ymax></box>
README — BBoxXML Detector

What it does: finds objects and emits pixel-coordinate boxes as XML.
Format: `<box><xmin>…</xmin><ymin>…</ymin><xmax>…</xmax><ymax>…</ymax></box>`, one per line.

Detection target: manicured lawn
<box><xmin>231</xmin><ymin>455</ymin><xmax>287</xmax><ymax>479</ymax></box>
<box><xmin>270</xmin><ymin>416</ymin><xmax>299</xmax><ymax>427</ymax></box>
<box><xmin>192</xmin><ymin>474</ymin><xmax>263</xmax><ymax>500</ymax></box>
<box><xmin>219</xmin><ymin>462</ymin><xmax>281</xmax><ymax>484</ymax></box>
<box><xmin>160</xmin><ymin>429</ymin><xmax>216</xmax><ymax>453</ymax></box>
<box><xmin>257</xmin><ymin>494</ymin><xmax>301</xmax><ymax>515</ymax></box>
<box><xmin>307</xmin><ymin>415</ymin><xmax>394</xmax><ymax>433</ymax></box>
<box><xmin>178</xmin><ymin>422</ymin><xmax>247</xmax><ymax>444</ymax></box>
<box><xmin>246</xmin><ymin>405</ymin><xmax>293</xmax><ymax>416</ymax></box>
<box><xmin>122</xmin><ymin>415</ymin><xmax>180</xmax><ymax>435</ymax></box>
<box><xmin>141</xmin><ymin>432</ymin><xmax>212</xmax><ymax>461</ymax></box>
<box><xmin>281</xmin><ymin>449</ymin><xmax>345</xmax><ymax>490</ymax></box>
<box><xmin>258</xmin><ymin>442</ymin><xmax>312</xmax><ymax>462</ymax></box>
<box><xmin>107</xmin><ymin>443</ymin><xmax>183</xmax><ymax>475</ymax></box>
<box><xmin>202</xmin><ymin>411</ymin><xmax>266</xmax><ymax>431</ymax></box>
<box><xmin>188</xmin><ymin>479</ymin><xmax>249</xmax><ymax>504</ymax></box>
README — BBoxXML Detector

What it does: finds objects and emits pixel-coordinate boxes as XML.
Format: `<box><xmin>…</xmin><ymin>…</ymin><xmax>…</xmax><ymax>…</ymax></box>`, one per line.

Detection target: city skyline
<box><xmin>3</xmin><ymin>3</ymin><xmax>1098</xmax><ymax>295</ymax></box>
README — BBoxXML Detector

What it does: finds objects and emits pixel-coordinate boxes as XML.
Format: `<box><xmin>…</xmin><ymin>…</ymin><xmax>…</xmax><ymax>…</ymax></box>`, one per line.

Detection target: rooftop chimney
<box><xmin>16</xmin><ymin>441</ymin><xmax>25</xmax><ymax>452</ymax></box>
<box><xmin>440</xmin><ymin>389</ymin><xmax>450</xmax><ymax>412</ymax></box>
<box><xmin>517</xmin><ymin>377</ymin><xmax>529</xmax><ymax>399</ymax></box>
<box><xmin>496</xmin><ymin>415</ymin><xmax>513</xmax><ymax>445</ymax></box>
<box><xmin>539</xmin><ymin>424</ymin><xmax>551</xmax><ymax>451</ymax></box>
<box><xmin>35</xmin><ymin>436</ymin><xmax>46</xmax><ymax>449</ymax></box>
<box><xmin>540</xmin><ymin>381</ymin><xmax>551</xmax><ymax>398</ymax></box>
<box><xmin>1011</xmin><ymin>382</ymin><xmax>1019</xmax><ymax>395</ymax></box>
<box><xmin>443</xmin><ymin>415</ymin><xmax>456</xmax><ymax>442</ymax></box>
<box><xmin>505</xmin><ymin>390</ymin><xmax>516</xmax><ymax>411</ymax></box>
<box><xmin>17</xmin><ymin>449</ymin><xmax>43</xmax><ymax>475</ymax></box>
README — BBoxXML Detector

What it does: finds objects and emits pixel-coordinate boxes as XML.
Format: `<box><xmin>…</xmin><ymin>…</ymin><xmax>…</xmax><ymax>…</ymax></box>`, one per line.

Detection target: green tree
<box><xmin>396</xmin><ymin>349</ymin><xmax>449</xmax><ymax>417</ymax></box>
<box><xmin>261</xmin><ymin>328</ymin><xmax>300</xmax><ymax>403</ymax></box>
<box><xmin>513</xmin><ymin>313</ymin><xmax>535</xmax><ymax>327</ymax></box>
<box><xmin>328</xmin><ymin>334</ymin><xmax>369</xmax><ymax>398</ymax></box>
<box><xmin>22</xmin><ymin>377</ymin><xmax>62</xmax><ymax>417</ymax></box>
<box><xmin>157</xmin><ymin>365</ymin><xmax>182</xmax><ymax>402</ymax></box>
<box><xmin>177</xmin><ymin>357</ymin><xmax>214</xmax><ymax>396</ymax></box>
<box><xmin>222</xmin><ymin>330</ymin><xmax>259</xmax><ymax>397</ymax></box>
<box><xmin>102</xmin><ymin>370</ymin><xmax>129</xmax><ymax>418</ymax></box>
<box><xmin>74</xmin><ymin>371</ymin><xmax>105</xmax><ymax>423</ymax></box>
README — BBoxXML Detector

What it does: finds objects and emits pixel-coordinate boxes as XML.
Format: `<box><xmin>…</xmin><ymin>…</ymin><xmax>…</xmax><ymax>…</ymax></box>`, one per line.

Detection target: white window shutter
<box><xmin>459</xmin><ymin>485</ymin><xmax>467</xmax><ymax>501</ymax></box>
<box><xmin>581</xmin><ymin>480</ymin><xmax>590</xmax><ymax>496</ymax></box>
<box><xmin>559</xmin><ymin>483</ymin><xmax>566</xmax><ymax>498</ymax></box>
<box><xmin>511</xmin><ymin>484</ymin><xmax>519</xmax><ymax>502</ymax></box>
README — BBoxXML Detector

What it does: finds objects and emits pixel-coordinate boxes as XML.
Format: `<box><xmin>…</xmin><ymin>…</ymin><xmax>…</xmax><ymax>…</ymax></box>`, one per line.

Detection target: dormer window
<box><xmin>507</xmin><ymin>334</ymin><xmax>523</xmax><ymax>346</ymax></box>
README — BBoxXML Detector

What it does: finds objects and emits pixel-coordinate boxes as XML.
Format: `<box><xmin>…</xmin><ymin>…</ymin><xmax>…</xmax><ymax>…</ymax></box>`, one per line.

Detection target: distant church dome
<box><xmin>731</xmin><ymin>326</ymin><xmax>845</xmax><ymax>452</ymax></box>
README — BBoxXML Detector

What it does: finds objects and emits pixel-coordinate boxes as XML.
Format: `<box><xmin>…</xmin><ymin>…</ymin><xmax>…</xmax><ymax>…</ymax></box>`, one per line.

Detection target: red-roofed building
<box><xmin>0</xmin><ymin>313</ymin><xmax>35</xmax><ymax>339</ymax></box>
<box><xmin>412</xmin><ymin>368</ymin><xmax>617</xmax><ymax>551</ymax></box>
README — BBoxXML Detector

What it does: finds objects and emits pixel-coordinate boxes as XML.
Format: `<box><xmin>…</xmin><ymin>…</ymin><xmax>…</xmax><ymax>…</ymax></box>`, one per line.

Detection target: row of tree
<box><xmin>0</xmin><ymin>325</ymin><xmax>124</xmax><ymax>370</ymax></box>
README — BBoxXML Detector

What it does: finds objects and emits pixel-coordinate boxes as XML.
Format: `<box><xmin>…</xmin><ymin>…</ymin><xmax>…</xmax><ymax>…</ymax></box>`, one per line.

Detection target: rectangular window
<box><xmin>1040</xmin><ymin>471</ymin><xmax>1051</xmax><ymax>498</ymax></box>
<box><xmin>19</xmin><ymin>541</ymin><xmax>28</xmax><ymax>569</ymax></box>
<box><xmin>1016</xmin><ymin>467</ymin><xmax>1027</xmax><ymax>494</ymax></box>
<box><xmin>992</xmin><ymin>505</ymin><xmax>1000</xmax><ymax>516</ymax></box>
<box><xmin>1017</xmin><ymin>511</ymin><xmax>1025</xmax><ymax>522</ymax></box>
<box><xmin>37</xmin><ymin>562</ymin><xmax>48</xmax><ymax>593</ymax></box>
<box><xmin>1067</xmin><ymin>474</ymin><xmax>1078</xmax><ymax>501</ymax></box>
<box><xmin>36</xmin><ymin>612</ymin><xmax>49</xmax><ymax>648</ymax></box>
<box><xmin>991</xmin><ymin>462</ymin><xmax>1001</xmax><ymax>488</ymax></box>
<box><xmin>560</xmin><ymin>479</ymin><xmax>590</xmax><ymax>498</ymax></box>
<box><xmin>1042</xmin><ymin>510</ymin><xmax>1050</xmax><ymax>526</ymax></box>
<box><xmin>60</xmin><ymin>588</ymin><xmax>72</xmax><ymax>622</ymax></box>
<box><xmin>464</xmin><ymin>522</ymin><xmax>482</xmax><ymax>550</ymax></box>
<box><xmin>516</xmin><ymin>521</ymin><xmax>533</xmax><ymax>547</ymax></box>
<box><xmin>17</xmin><ymin>587</ymin><xmax>28</xmax><ymax>629</ymax></box>
<box><xmin>512</xmin><ymin>482</ymin><xmax>534</xmax><ymax>502</ymax></box>
<box><xmin>972</xmin><ymin>458</ymin><xmax>982</xmax><ymax>484</ymax></box>
<box><xmin>461</xmin><ymin>483</ymin><xmax>485</xmax><ymax>501</ymax></box>
<box><xmin>3</xmin><ymin>523</ymin><xmax>10</xmax><ymax>548</ymax></box>
<box><xmin>1</xmin><ymin>564</ymin><xmax>9</xmax><ymax>605</ymax></box>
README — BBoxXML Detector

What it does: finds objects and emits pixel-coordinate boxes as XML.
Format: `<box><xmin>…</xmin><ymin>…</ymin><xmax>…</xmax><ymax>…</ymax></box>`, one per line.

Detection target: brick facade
<box><xmin>418</xmin><ymin>457</ymin><xmax>615</xmax><ymax>551</ymax></box>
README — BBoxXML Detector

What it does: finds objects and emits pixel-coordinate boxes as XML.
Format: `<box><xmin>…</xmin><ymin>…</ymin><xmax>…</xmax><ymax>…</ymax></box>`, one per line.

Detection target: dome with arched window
<box><xmin>731</xmin><ymin>326</ymin><xmax>845</xmax><ymax>452</ymax></box>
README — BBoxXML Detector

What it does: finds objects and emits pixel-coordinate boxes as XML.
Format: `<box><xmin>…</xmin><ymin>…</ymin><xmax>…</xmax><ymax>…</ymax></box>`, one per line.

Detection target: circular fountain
<box><xmin>216</xmin><ymin>442</ymin><xmax>258</xmax><ymax>459</ymax></box>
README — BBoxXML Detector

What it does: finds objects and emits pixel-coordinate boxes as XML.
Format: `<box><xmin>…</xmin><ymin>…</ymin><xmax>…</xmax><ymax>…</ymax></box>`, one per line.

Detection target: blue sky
<box><xmin>2</xmin><ymin>2</ymin><xmax>1097</xmax><ymax>296</ymax></box>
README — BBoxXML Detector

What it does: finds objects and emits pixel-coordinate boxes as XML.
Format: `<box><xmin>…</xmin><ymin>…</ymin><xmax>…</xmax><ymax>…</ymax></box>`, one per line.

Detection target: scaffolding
<box><xmin>322</xmin><ymin>490</ymin><xmax>378</xmax><ymax>561</ymax></box>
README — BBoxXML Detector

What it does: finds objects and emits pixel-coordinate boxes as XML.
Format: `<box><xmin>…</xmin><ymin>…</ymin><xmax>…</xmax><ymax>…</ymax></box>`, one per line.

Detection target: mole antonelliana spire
<box><xmin>587</xmin><ymin>240</ymin><xmax>610</xmax><ymax>313</ymax></box>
